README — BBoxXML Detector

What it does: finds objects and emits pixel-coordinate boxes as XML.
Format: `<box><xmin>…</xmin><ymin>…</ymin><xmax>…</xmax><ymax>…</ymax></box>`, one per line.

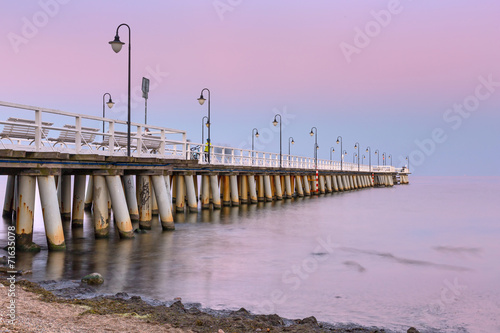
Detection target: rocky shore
<box><xmin>0</xmin><ymin>276</ymin><xmax>420</xmax><ymax>333</ymax></box>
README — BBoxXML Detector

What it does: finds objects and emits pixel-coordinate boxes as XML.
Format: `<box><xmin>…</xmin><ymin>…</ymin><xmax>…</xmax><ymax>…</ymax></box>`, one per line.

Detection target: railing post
<box><xmin>160</xmin><ymin>129</ymin><xmax>166</xmax><ymax>158</ymax></box>
<box><xmin>182</xmin><ymin>132</ymin><xmax>187</xmax><ymax>160</ymax></box>
<box><xmin>35</xmin><ymin>109</ymin><xmax>41</xmax><ymax>152</ymax></box>
<box><xmin>108</xmin><ymin>122</ymin><xmax>115</xmax><ymax>155</ymax></box>
<box><xmin>137</xmin><ymin>126</ymin><xmax>143</xmax><ymax>157</ymax></box>
<box><xmin>75</xmin><ymin>116</ymin><xmax>82</xmax><ymax>153</ymax></box>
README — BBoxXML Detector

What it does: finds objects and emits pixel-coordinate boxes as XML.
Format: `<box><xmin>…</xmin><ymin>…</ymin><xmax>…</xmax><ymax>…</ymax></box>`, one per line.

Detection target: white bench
<box><xmin>48</xmin><ymin>124</ymin><xmax>100</xmax><ymax>149</ymax></box>
<box><xmin>0</xmin><ymin>117</ymin><xmax>53</xmax><ymax>146</ymax></box>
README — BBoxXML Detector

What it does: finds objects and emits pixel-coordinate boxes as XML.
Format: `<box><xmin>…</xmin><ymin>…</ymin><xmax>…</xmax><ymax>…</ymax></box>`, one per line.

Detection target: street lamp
<box><xmin>382</xmin><ymin>152</ymin><xmax>386</xmax><ymax>166</ymax></box>
<box><xmin>336</xmin><ymin>136</ymin><xmax>343</xmax><ymax>171</ymax></box>
<box><xmin>272</xmin><ymin>114</ymin><xmax>282</xmax><ymax>168</ymax></box>
<box><xmin>388</xmin><ymin>154</ymin><xmax>392</xmax><ymax>166</ymax></box>
<box><xmin>201</xmin><ymin>116</ymin><xmax>208</xmax><ymax>146</ymax></box>
<box><xmin>109</xmin><ymin>23</ymin><xmax>131</xmax><ymax>157</ymax></box>
<box><xmin>330</xmin><ymin>147</ymin><xmax>335</xmax><ymax>161</ymax></box>
<box><xmin>353</xmin><ymin>152</ymin><xmax>357</xmax><ymax>163</ymax></box>
<box><xmin>310</xmin><ymin>127</ymin><xmax>318</xmax><ymax>169</ymax></box>
<box><xmin>366</xmin><ymin>146</ymin><xmax>371</xmax><ymax>172</ymax></box>
<box><xmin>354</xmin><ymin>142</ymin><xmax>360</xmax><ymax>171</ymax></box>
<box><xmin>362</xmin><ymin>155</ymin><xmax>366</xmax><ymax>165</ymax></box>
<box><xmin>375</xmin><ymin>149</ymin><xmax>379</xmax><ymax>166</ymax></box>
<box><xmin>288</xmin><ymin>137</ymin><xmax>295</xmax><ymax>156</ymax></box>
<box><xmin>198</xmin><ymin>88</ymin><xmax>211</xmax><ymax>164</ymax></box>
<box><xmin>406</xmin><ymin>155</ymin><xmax>410</xmax><ymax>172</ymax></box>
<box><xmin>252</xmin><ymin>128</ymin><xmax>259</xmax><ymax>151</ymax></box>
<box><xmin>102</xmin><ymin>93</ymin><xmax>114</xmax><ymax>136</ymax></box>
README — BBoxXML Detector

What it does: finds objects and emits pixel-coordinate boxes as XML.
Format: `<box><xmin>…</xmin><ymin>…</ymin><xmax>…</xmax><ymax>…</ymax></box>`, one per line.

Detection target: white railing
<box><xmin>0</xmin><ymin>101</ymin><xmax>396</xmax><ymax>173</ymax></box>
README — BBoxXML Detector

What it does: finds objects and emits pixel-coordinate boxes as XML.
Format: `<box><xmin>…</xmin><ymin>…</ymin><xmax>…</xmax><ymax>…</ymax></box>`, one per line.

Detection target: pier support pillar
<box><xmin>303</xmin><ymin>175</ymin><xmax>311</xmax><ymax>196</ymax></box>
<box><xmin>257</xmin><ymin>175</ymin><xmax>265</xmax><ymax>202</ymax></box>
<box><xmin>106</xmin><ymin>176</ymin><xmax>134</xmax><ymax>238</ymax></box>
<box><xmin>264</xmin><ymin>175</ymin><xmax>273</xmax><ymax>202</ymax></box>
<box><xmin>325</xmin><ymin>175</ymin><xmax>332</xmax><ymax>193</ymax></box>
<box><xmin>201</xmin><ymin>175</ymin><xmax>210</xmax><ymax>209</ymax></box>
<box><xmin>151</xmin><ymin>185</ymin><xmax>159</xmax><ymax>215</ymax></box>
<box><xmin>319</xmin><ymin>175</ymin><xmax>326</xmax><ymax>194</ymax></box>
<box><xmin>332</xmin><ymin>175</ymin><xmax>339</xmax><ymax>192</ymax></box>
<box><xmin>16</xmin><ymin>175</ymin><xmax>39</xmax><ymax>251</ymax></box>
<box><xmin>284</xmin><ymin>175</ymin><xmax>292</xmax><ymax>199</ymax></box>
<box><xmin>60</xmin><ymin>175</ymin><xmax>72</xmax><ymax>221</ymax></box>
<box><xmin>336</xmin><ymin>175</ymin><xmax>343</xmax><ymax>191</ymax></box>
<box><xmin>3</xmin><ymin>175</ymin><xmax>15</xmax><ymax>218</ymax></box>
<box><xmin>248</xmin><ymin>175</ymin><xmax>258</xmax><ymax>203</ymax></box>
<box><xmin>210</xmin><ymin>175</ymin><xmax>221</xmax><ymax>209</ymax></box>
<box><xmin>38</xmin><ymin>175</ymin><xmax>65</xmax><ymax>250</ymax></box>
<box><xmin>138</xmin><ymin>175</ymin><xmax>153</xmax><ymax>229</ymax></box>
<box><xmin>295</xmin><ymin>175</ymin><xmax>304</xmax><ymax>197</ymax></box>
<box><xmin>175</xmin><ymin>175</ymin><xmax>186</xmax><ymax>213</ymax></box>
<box><xmin>71</xmin><ymin>175</ymin><xmax>86</xmax><ymax>227</ymax></box>
<box><xmin>274</xmin><ymin>175</ymin><xmax>283</xmax><ymax>200</ymax></box>
<box><xmin>240</xmin><ymin>175</ymin><xmax>249</xmax><ymax>204</ymax></box>
<box><xmin>92</xmin><ymin>175</ymin><xmax>110</xmax><ymax>238</ymax></box>
<box><xmin>84</xmin><ymin>176</ymin><xmax>93</xmax><ymax>211</ymax></box>
<box><xmin>230</xmin><ymin>175</ymin><xmax>240</xmax><ymax>206</ymax></box>
<box><xmin>222</xmin><ymin>176</ymin><xmax>231</xmax><ymax>206</ymax></box>
<box><xmin>185</xmin><ymin>175</ymin><xmax>198</xmax><ymax>213</ymax></box>
<box><xmin>152</xmin><ymin>175</ymin><xmax>175</xmax><ymax>231</ymax></box>
<box><xmin>123</xmin><ymin>175</ymin><xmax>139</xmax><ymax>223</ymax></box>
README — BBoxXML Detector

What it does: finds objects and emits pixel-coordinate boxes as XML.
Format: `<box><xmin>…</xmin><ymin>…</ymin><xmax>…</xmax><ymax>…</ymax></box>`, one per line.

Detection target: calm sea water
<box><xmin>1</xmin><ymin>176</ymin><xmax>499</xmax><ymax>333</ymax></box>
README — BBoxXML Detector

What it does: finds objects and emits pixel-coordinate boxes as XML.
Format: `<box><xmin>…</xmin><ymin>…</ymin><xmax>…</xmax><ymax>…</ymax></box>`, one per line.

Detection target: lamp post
<box><xmin>102</xmin><ymin>93</ymin><xmax>114</xmax><ymax>136</ymax></box>
<box><xmin>366</xmin><ymin>146</ymin><xmax>371</xmax><ymax>172</ymax></box>
<box><xmin>252</xmin><ymin>128</ymin><xmax>259</xmax><ymax>152</ymax></box>
<box><xmin>382</xmin><ymin>152</ymin><xmax>386</xmax><ymax>166</ymax></box>
<box><xmin>375</xmin><ymin>149</ymin><xmax>379</xmax><ymax>166</ymax></box>
<box><xmin>288</xmin><ymin>136</ymin><xmax>295</xmax><ymax>156</ymax></box>
<box><xmin>201</xmin><ymin>116</ymin><xmax>208</xmax><ymax>146</ymax></box>
<box><xmin>336</xmin><ymin>136</ymin><xmax>343</xmax><ymax>171</ymax></box>
<box><xmin>198</xmin><ymin>88</ymin><xmax>211</xmax><ymax>164</ymax></box>
<box><xmin>353</xmin><ymin>152</ymin><xmax>357</xmax><ymax>163</ymax></box>
<box><xmin>310</xmin><ymin>127</ymin><xmax>318</xmax><ymax>169</ymax></box>
<box><xmin>388</xmin><ymin>154</ymin><xmax>392</xmax><ymax>166</ymax></box>
<box><xmin>362</xmin><ymin>155</ymin><xmax>366</xmax><ymax>165</ymax></box>
<box><xmin>406</xmin><ymin>155</ymin><xmax>410</xmax><ymax>172</ymax></box>
<box><xmin>354</xmin><ymin>142</ymin><xmax>360</xmax><ymax>171</ymax></box>
<box><xmin>109</xmin><ymin>23</ymin><xmax>131</xmax><ymax>157</ymax></box>
<box><xmin>330</xmin><ymin>147</ymin><xmax>335</xmax><ymax>161</ymax></box>
<box><xmin>272</xmin><ymin>114</ymin><xmax>282</xmax><ymax>168</ymax></box>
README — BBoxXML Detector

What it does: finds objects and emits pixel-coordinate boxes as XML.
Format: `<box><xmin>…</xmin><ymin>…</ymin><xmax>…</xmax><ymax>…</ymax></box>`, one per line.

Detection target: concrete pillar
<box><xmin>295</xmin><ymin>175</ymin><xmax>304</xmax><ymax>197</ymax></box>
<box><xmin>303</xmin><ymin>175</ymin><xmax>311</xmax><ymax>196</ymax></box>
<box><xmin>71</xmin><ymin>175</ymin><xmax>86</xmax><ymax>227</ymax></box>
<box><xmin>336</xmin><ymin>175</ymin><xmax>343</xmax><ymax>191</ymax></box>
<box><xmin>257</xmin><ymin>175</ymin><xmax>265</xmax><ymax>202</ymax></box>
<box><xmin>84</xmin><ymin>175</ymin><xmax>93</xmax><ymax>211</ymax></box>
<box><xmin>171</xmin><ymin>175</ymin><xmax>177</xmax><ymax>203</ymax></box>
<box><xmin>175</xmin><ymin>175</ymin><xmax>186</xmax><ymax>213</ymax></box>
<box><xmin>222</xmin><ymin>175</ymin><xmax>231</xmax><ymax>206</ymax></box>
<box><xmin>388</xmin><ymin>175</ymin><xmax>394</xmax><ymax>186</ymax></box>
<box><xmin>16</xmin><ymin>175</ymin><xmax>39</xmax><ymax>251</ymax></box>
<box><xmin>3</xmin><ymin>175</ymin><xmax>15</xmax><ymax>218</ymax></box>
<box><xmin>151</xmin><ymin>185</ymin><xmax>159</xmax><ymax>215</ymax></box>
<box><xmin>151</xmin><ymin>175</ymin><xmax>175</xmax><ymax>231</ymax></box>
<box><xmin>185</xmin><ymin>175</ymin><xmax>198</xmax><ymax>213</ymax></box>
<box><xmin>92</xmin><ymin>175</ymin><xmax>110</xmax><ymax>238</ymax></box>
<box><xmin>106</xmin><ymin>176</ymin><xmax>134</xmax><ymax>238</ymax></box>
<box><xmin>138</xmin><ymin>175</ymin><xmax>153</xmax><ymax>229</ymax></box>
<box><xmin>325</xmin><ymin>175</ymin><xmax>332</xmax><ymax>193</ymax></box>
<box><xmin>274</xmin><ymin>175</ymin><xmax>283</xmax><ymax>200</ymax></box>
<box><xmin>264</xmin><ymin>175</ymin><xmax>273</xmax><ymax>201</ymax></box>
<box><xmin>240</xmin><ymin>175</ymin><xmax>248</xmax><ymax>204</ymax></box>
<box><xmin>248</xmin><ymin>175</ymin><xmax>258</xmax><ymax>204</ymax></box>
<box><xmin>319</xmin><ymin>175</ymin><xmax>326</xmax><ymax>194</ymax></box>
<box><xmin>38</xmin><ymin>175</ymin><xmax>65</xmax><ymax>251</ymax></box>
<box><xmin>164</xmin><ymin>175</ymin><xmax>174</xmax><ymax>211</ymax></box>
<box><xmin>210</xmin><ymin>175</ymin><xmax>222</xmax><ymax>209</ymax></box>
<box><xmin>284</xmin><ymin>175</ymin><xmax>292</xmax><ymax>199</ymax></box>
<box><xmin>194</xmin><ymin>175</ymin><xmax>199</xmax><ymax>202</ymax></box>
<box><xmin>123</xmin><ymin>175</ymin><xmax>139</xmax><ymax>222</ymax></box>
<box><xmin>332</xmin><ymin>175</ymin><xmax>339</xmax><ymax>192</ymax></box>
<box><xmin>201</xmin><ymin>175</ymin><xmax>210</xmax><ymax>209</ymax></box>
<box><xmin>60</xmin><ymin>175</ymin><xmax>72</xmax><ymax>221</ymax></box>
<box><xmin>230</xmin><ymin>175</ymin><xmax>240</xmax><ymax>206</ymax></box>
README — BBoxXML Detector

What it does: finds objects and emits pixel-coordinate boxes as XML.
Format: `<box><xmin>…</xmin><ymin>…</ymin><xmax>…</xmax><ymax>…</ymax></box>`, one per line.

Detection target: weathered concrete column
<box><xmin>348</xmin><ymin>175</ymin><xmax>354</xmax><ymax>189</ymax></box>
<box><xmin>106</xmin><ymin>175</ymin><xmax>134</xmax><ymax>238</ymax></box>
<box><xmin>16</xmin><ymin>175</ymin><xmax>39</xmax><ymax>251</ymax></box>
<box><xmin>354</xmin><ymin>175</ymin><xmax>359</xmax><ymax>189</ymax></box>
<box><xmin>37</xmin><ymin>175</ymin><xmax>66</xmax><ymax>251</ymax></box>
<box><xmin>295</xmin><ymin>175</ymin><xmax>304</xmax><ymax>197</ymax></box>
<box><xmin>388</xmin><ymin>175</ymin><xmax>394</xmax><ymax>186</ymax></box>
<box><xmin>201</xmin><ymin>175</ymin><xmax>210</xmax><ymax>209</ymax></box>
<box><xmin>274</xmin><ymin>175</ymin><xmax>283</xmax><ymax>200</ymax></box>
<box><xmin>72</xmin><ymin>175</ymin><xmax>86</xmax><ymax>227</ymax></box>
<box><xmin>123</xmin><ymin>175</ymin><xmax>139</xmax><ymax>222</ymax></box>
<box><xmin>319</xmin><ymin>175</ymin><xmax>326</xmax><ymax>194</ymax></box>
<box><xmin>222</xmin><ymin>175</ymin><xmax>231</xmax><ymax>206</ymax></box>
<box><xmin>284</xmin><ymin>175</ymin><xmax>292</xmax><ymax>199</ymax></box>
<box><xmin>92</xmin><ymin>175</ymin><xmax>110</xmax><ymax>238</ymax></box>
<box><xmin>137</xmin><ymin>175</ymin><xmax>153</xmax><ymax>229</ymax></box>
<box><xmin>164</xmin><ymin>175</ymin><xmax>174</xmax><ymax>211</ymax></box>
<box><xmin>325</xmin><ymin>175</ymin><xmax>332</xmax><ymax>193</ymax></box>
<box><xmin>175</xmin><ymin>175</ymin><xmax>186</xmax><ymax>213</ymax></box>
<box><xmin>264</xmin><ymin>175</ymin><xmax>273</xmax><ymax>201</ymax></box>
<box><xmin>210</xmin><ymin>175</ymin><xmax>221</xmax><ymax>209</ymax></box>
<box><xmin>336</xmin><ymin>175</ymin><xmax>343</xmax><ymax>191</ymax></box>
<box><xmin>151</xmin><ymin>185</ymin><xmax>159</xmax><ymax>215</ymax></box>
<box><xmin>230</xmin><ymin>175</ymin><xmax>240</xmax><ymax>206</ymax></box>
<box><xmin>303</xmin><ymin>175</ymin><xmax>311</xmax><ymax>196</ymax></box>
<box><xmin>171</xmin><ymin>175</ymin><xmax>177</xmax><ymax>203</ymax></box>
<box><xmin>185</xmin><ymin>174</ymin><xmax>198</xmax><ymax>213</ymax></box>
<box><xmin>257</xmin><ymin>175</ymin><xmax>265</xmax><ymax>202</ymax></box>
<box><xmin>151</xmin><ymin>175</ymin><xmax>175</xmax><ymax>231</ymax></box>
<box><xmin>332</xmin><ymin>175</ymin><xmax>339</xmax><ymax>192</ymax></box>
<box><xmin>248</xmin><ymin>175</ymin><xmax>258</xmax><ymax>203</ymax></box>
<box><xmin>84</xmin><ymin>176</ymin><xmax>93</xmax><ymax>211</ymax></box>
<box><xmin>240</xmin><ymin>175</ymin><xmax>248</xmax><ymax>204</ymax></box>
<box><xmin>3</xmin><ymin>175</ymin><xmax>15</xmax><ymax>218</ymax></box>
<box><xmin>60</xmin><ymin>175</ymin><xmax>72</xmax><ymax>221</ymax></box>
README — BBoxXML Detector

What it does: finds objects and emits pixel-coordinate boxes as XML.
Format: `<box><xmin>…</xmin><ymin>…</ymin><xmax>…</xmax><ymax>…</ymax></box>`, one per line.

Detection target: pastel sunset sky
<box><xmin>2</xmin><ymin>0</ymin><xmax>499</xmax><ymax>175</ymax></box>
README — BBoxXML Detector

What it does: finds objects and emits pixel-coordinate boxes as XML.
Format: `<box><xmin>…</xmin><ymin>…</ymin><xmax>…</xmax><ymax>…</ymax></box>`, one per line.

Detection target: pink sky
<box><xmin>1</xmin><ymin>0</ymin><xmax>499</xmax><ymax>175</ymax></box>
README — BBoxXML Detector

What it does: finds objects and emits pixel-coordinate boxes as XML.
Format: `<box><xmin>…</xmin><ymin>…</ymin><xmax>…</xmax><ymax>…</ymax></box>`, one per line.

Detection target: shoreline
<box><xmin>0</xmin><ymin>276</ymin><xmax>420</xmax><ymax>333</ymax></box>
